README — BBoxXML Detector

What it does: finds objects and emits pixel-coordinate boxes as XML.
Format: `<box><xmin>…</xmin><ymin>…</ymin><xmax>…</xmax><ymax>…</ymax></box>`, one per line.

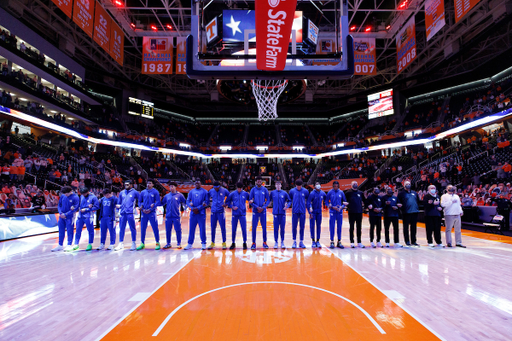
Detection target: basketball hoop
<box><xmin>251</xmin><ymin>79</ymin><xmax>289</xmax><ymax>121</ymax></box>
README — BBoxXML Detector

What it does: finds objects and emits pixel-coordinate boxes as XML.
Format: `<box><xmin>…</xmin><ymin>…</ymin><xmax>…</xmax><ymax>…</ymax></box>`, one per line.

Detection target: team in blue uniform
<box><xmin>98</xmin><ymin>188</ymin><xmax>117</xmax><ymax>250</ymax></box>
<box><xmin>185</xmin><ymin>180</ymin><xmax>209</xmax><ymax>250</ymax></box>
<box><xmin>307</xmin><ymin>182</ymin><xmax>326</xmax><ymax>248</ymax></box>
<box><xmin>74</xmin><ymin>187</ymin><xmax>100</xmax><ymax>251</ymax></box>
<box><xmin>269</xmin><ymin>180</ymin><xmax>290</xmax><ymax>249</ymax></box>
<box><xmin>249</xmin><ymin>177</ymin><xmax>270</xmax><ymax>249</ymax></box>
<box><xmin>116</xmin><ymin>180</ymin><xmax>141</xmax><ymax>251</ymax></box>
<box><xmin>288</xmin><ymin>179</ymin><xmax>309</xmax><ymax>249</ymax></box>
<box><xmin>161</xmin><ymin>182</ymin><xmax>186</xmax><ymax>249</ymax></box>
<box><xmin>138</xmin><ymin>180</ymin><xmax>162</xmax><ymax>250</ymax></box>
<box><xmin>208</xmin><ymin>181</ymin><xmax>230</xmax><ymax>250</ymax></box>
<box><xmin>326</xmin><ymin>181</ymin><xmax>347</xmax><ymax>249</ymax></box>
<box><xmin>226</xmin><ymin>182</ymin><xmax>250</xmax><ymax>250</ymax></box>
<box><xmin>52</xmin><ymin>186</ymin><xmax>79</xmax><ymax>252</ymax></box>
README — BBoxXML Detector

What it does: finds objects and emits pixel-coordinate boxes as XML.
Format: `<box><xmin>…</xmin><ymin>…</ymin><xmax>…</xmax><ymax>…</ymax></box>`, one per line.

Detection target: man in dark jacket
<box><xmin>345</xmin><ymin>181</ymin><xmax>365</xmax><ymax>248</ymax></box>
<box><xmin>365</xmin><ymin>187</ymin><xmax>383</xmax><ymax>248</ymax></box>
<box><xmin>397</xmin><ymin>180</ymin><xmax>420</xmax><ymax>247</ymax></box>
<box><xmin>383</xmin><ymin>188</ymin><xmax>402</xmax><ymax>247</ymax></box>
<box><xmin>423</xmin><ymin>185</ymin><xmax>444</xmax><ymax>247</ymax></box>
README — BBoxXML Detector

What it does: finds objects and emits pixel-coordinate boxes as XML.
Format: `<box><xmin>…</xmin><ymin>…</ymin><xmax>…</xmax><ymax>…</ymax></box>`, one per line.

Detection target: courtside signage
<box><xmin>256</xmin><ymin>0</ymin><xmax>299</xmax><ymax>71</ymax></box>
<box><xmin>307</xmin><ymin>19</ymin><xmax>319</xmax><ymax>45</ymax></box>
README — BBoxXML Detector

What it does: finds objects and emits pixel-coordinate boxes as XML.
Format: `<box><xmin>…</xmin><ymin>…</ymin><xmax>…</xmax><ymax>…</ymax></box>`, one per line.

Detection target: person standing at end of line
<box><xmin>52</xmin><ymin>186</ymin><xmax>79</xmax><ymax>252</ymax></box>
<box><xmin>441</xmin><ymin>185</ymin><xmax>466</xmax><ymax>248</ymax></box>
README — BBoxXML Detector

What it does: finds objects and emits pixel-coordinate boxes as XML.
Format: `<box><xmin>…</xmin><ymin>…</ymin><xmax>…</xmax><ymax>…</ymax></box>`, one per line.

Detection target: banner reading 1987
<box><xmin>142</xmin><ymin>37</ymin><xmax>174</xmax><ymax>74</ymax></box>
<box><xmin>396</xmin><ymin>16</ymin><xmax>416</xmax><ymax>74</ymax></box>
<box><xmin>176</xmin><ymin>37</ymin><xmax>187</xmax><ymax>75</ymax></box>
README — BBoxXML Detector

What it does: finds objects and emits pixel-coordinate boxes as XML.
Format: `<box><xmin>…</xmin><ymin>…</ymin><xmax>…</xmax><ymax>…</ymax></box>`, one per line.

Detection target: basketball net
<box><xmin>251</xmin><ymin>79</ymin><xmax>289</xmax><ymax>121</ymax></box>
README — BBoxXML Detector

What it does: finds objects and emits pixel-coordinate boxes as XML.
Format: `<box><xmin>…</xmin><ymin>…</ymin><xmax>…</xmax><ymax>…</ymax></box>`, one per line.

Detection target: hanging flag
<box><xmin>396</xmin><ymin>16</ymin><xmax>416</xmax><ymax>74</ymax></box>
<box><xmin>141</xmin><ymin>37</ymin><xmax>173</xmax><ymax>74</ymax></box>
<box><xmin>176</xmin><ymin>37</ymin><xmax>187</xmax><ymax>74</ymax></box>
<box><xmin>72</xmin><ymin>0</ymin><xmax>95</xmax><ymax>37</ymax></box>
<box><xmin>93</xmin><ymin>2</ymin><xmax>111</xmax><ymax>53</ymax></box>
<box><xmin>109</xmin><ymin>22</ymin><xmax>124</xmax><ymax>66</ymax></box>
<box><xmin>51</xmin><ymin>0</ymin><xmax>73</xmax><ymax>18</ymax></box>
<box><xmin>354</xmin><ymin>37</ymin><xmax>377</xmax><ymax>75</ymax></box>
<box><xmin>425</xmin><ymin>0</ymin><xmax>445</xmax><ymax>41</ymax></box>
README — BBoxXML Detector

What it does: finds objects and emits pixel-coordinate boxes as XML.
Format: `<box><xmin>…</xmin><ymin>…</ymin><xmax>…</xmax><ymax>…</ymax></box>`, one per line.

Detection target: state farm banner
<box><xmin>455</xmin><ymin>0</ymin><xmax>481</xmax><ymax>22</ymax></box>
<box><xmin>51</xmin><ymin>0</ymin><xmax>73</xmax><ymax>18</ymax></box>
<box><xmin>396</xmin><ymin>16</ymin><xmax>416</xmax><ymax>74</ymax></box>
<box><xmin>176</xmin><ymin>37</ymin><xmax>187</xmax><ymax>74</ymax></box>
<box><xmin>141</xmin><ymin>37</ymin><xmax>173</xmax><ymax>74</ymax></box>
<box><xmin>255</xmin><ymin>0</ymin><xmax>298</xmax><ymax>71</ymax></box>
<box><xmin>354</xmin><ymin>37</ymin><xmax>377</xmax><ymax>75</ymax></box>
<box><xmin>425</xmin><ymin>0</ymin><xmax>445</xmax><ymax>41</ymax></box>
<box><xmin>93</xmin><ymin>2</ymin><xmax>111</xmax><ymax>53</ymax></box>
<box><xmin>109</xmin><ymin>22</ymin><xmax>124</xmax><ymax>66</ymax></box>
<box><xmin>73</xmin><ymin>0</ymin><xmax>95</xmax><ymax>37</ymax></box>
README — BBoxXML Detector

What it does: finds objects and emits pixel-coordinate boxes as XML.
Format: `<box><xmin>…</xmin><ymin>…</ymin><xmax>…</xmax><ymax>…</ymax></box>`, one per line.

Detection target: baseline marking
<box><xmin>152</xmin><ymin>281</ymin><xmax>387</xmax><ymax>336</ymax></box>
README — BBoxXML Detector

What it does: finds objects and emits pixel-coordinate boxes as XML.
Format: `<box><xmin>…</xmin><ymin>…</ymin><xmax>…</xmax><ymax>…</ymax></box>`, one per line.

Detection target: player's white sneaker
<box><xmin>115</xmin><ymin>242</ymin><xmax>124</xmax><ymax>251</ymax></box>
<box><xmin>350</xmin><ymin>243</ymin><xmax>355</xmax><ymax>248</ymax></box>
<box><xmin>429</xmin><ymin>243</ymin><xmax>435</xmax><ymax>248</ymax></box>
<box><xmin>97</xmin><ymin>243</ymin><xmax>105</xmax><ymax>251</ymax></box>
<box><xmin>377</xmin><ymin>242</ymin><xmax>383</xmax><ymax>248</ymax></box>
<box><xmin>385</xmin><ymin>243</ymin><xmax>390</xmax><ymax>248</ymax></box>
<box><xmin>130</xmin><ymin>242</ymin><xmax>137</xmax><ymax>251</ymax></box>
<box><xmin>358</xmin><ymin>243</ymin><xmax>365</xmax><ymax>248</ymax></box>
<box><xmin>437</xmin><ymin>244</ymin><xmax>445</xmax><ymax>248</ymax></box>
<box><xmin>201</xmin><ymin>243</ymin><xmax>206</xmax><ymax>250</ymax></box>
<box><xmin>64</xmin><ymin>245</ymin><xmax>74</xmax><ymax>252</ymax></box>
<box><xmin>107</xmin><ymin>244</ymin><xmax>115</xmax><ymax>250</ymax></box>
<box><xmin>184</xmin><ymin>244</ymin><xmax>193</xmax><ymax>250</ymax></box>
<box><xmin>395</xmin><ymin>243</ymin><xmax>403</xmax><ymax>248</ymax></box>
<box><xmin>281</xmin><ymin>242</ymin><xmax>286</xmax><ymax>249</ymax></box>
<box><xmin>51</xmin><ymin>245</ymin><xmax>63</xmax><ymax>252</ymax></box>
<box><xmin>274</xmin><ymin>242</ymin><xmax>278</xmax><ymax>249</ymax></box>
<box><xmin>371</xmin><ymin>242</ymin><xmax>376</xmax><ymax>248</ymax></box>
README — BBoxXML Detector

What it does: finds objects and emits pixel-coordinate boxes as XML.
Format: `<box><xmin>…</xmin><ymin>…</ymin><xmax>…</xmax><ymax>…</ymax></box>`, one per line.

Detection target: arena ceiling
<box><xmin>3</xmin><ymin>0</ymin><xmax>512</xmax><ymax>114</ymax></box>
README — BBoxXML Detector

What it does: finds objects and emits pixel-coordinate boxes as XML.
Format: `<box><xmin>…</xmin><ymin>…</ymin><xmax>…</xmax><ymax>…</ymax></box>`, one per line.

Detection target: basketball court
<box><xmin>2</xmin><ymin>211</ymin><xmax>512</xmax><ymax>341</ymax></box>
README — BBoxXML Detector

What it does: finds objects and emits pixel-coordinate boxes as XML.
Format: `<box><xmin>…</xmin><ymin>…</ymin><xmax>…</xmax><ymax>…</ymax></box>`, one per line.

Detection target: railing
<box><xmin>467</xmin><ymin>151</ymin><xmax>489</xmax><ymax>163</ymax></box>
<box><xmin>307</xmin><ymin>161</ymin><xmax>323</xmax><ymax>185</ymax></box>
<box><xmin>374</xmin><ymin>156</ymin><xmax>395</xmax><ymax>179</ymax></box>
<box><xmin>44</xmin><ymin>179</ymin><xmax>62</xmax><ymax>190</ymax></box>
<box><xmin>24</xmin><ymin>172</ymin><xmax>37</xmax><ymax>184</ymax></box>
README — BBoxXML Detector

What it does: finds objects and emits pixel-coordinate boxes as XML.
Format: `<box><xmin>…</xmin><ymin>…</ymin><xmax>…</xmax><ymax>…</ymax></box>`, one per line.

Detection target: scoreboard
<box><xmin>128</xmin><ymin>97</ymin><xmax>154</xmax><ymax>119</ymax></box>
<box><xmin>368</xmin><ymin>89</ymin><xmax>394</xmax><ymax>120</ymax></box>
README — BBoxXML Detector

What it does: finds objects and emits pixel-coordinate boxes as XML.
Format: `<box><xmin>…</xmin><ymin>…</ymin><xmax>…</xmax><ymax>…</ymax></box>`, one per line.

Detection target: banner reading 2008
<box><xmin>396</xmin><ymin>16</ymin><xmax>416</xmax><ymax>74</ymax></box>
<box><xmin>142</xmin><ymin>37</ymin><xmax>174</xmax><ymax>74</ymax></box>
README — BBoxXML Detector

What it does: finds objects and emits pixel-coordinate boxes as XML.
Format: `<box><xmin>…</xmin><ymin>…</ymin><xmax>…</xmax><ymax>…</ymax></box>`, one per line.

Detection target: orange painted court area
<box><xmin>103</xmin><ymin>247</ymin><xmax>439</xmax><ymax>340</ymax></box>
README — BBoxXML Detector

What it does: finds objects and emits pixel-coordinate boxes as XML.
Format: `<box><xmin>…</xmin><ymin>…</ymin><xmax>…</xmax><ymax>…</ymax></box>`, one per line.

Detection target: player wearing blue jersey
<box><xmin>73</xmin><ymin>187</ymin><xmax>100</xmax><ymax>252</ymax></box>
<box><xmin>249</xmin><ymin>177</ymin><xmax>270</xmax><ymax>250</ymax></box>
<box><xmin>268</xmin><ymin>180</ymin><xmax>290</xmax><ymax>249</ymax></box>
<box><xmin>289</xmin><ymin>179</ymin><xmax>309</xmax><ymax>249</ymax></box>
<box><xmin>226</xmin><ymin>182</ymin><xmax>250</xmax><ymax>250</ymax></box>
<box><xmin>184</xmin><ymin>180</ymin><xmax>209</xmax><ymax>250</ymax></box>
<box><xmin>307</xmin><ymin>182</ymin><xmax>327</xmax><ymax>248</ymax></box>
<box><xmin>161</xmin><ymin>182</ymin><xmax>186</xmax><ymax>249</ymax></box>
<box><xmin>115</xmin><ymin>180</ymin><xmax>140</xmax><ymax>251</ymax></box>
<box><xmin>137</xmin><ymin>179</ymin><xmax>161</xmax><ymax>250</ymax></box>
<box><xmin>52</xmin><ymin>186</ymin><xmax>79</xmax><ymax>252</ymax></box>
<box><xmin>97</xmin><ymin>188</ymin><xmax>117</xmax><ymax>250</ymax></box>
<box><xmin>208</xmin><ymin>181</ymin><xmax>230</xmax><ymax>250</ymax></box>
<box><xmin>326</xmin><ymin>181</ymin><xmax>348</xmax><ymax>249</ymax></box>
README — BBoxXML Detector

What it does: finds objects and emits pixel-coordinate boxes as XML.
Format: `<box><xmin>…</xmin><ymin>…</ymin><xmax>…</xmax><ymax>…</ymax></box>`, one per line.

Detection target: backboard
<box><xmin>186</xmin><ymin>0</ymin><xmax>354</xmax><ymax>81</ymax></box>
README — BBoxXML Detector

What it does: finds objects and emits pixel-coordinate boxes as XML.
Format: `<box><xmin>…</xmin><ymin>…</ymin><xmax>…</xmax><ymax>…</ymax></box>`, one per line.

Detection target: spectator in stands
<box><xmin>1</xmin><ymin>193</ymin><xmax>17</xmax><ymax>214</ymax></box>
<box><xmin>71</xmin><ymin>178</ymin><xmax>79</xmax><ymax>190</ymax></box>
<box><xmin>31</xmin><ymin>191</ymin><xmax>46</xmax><ymax>212</ymax></box>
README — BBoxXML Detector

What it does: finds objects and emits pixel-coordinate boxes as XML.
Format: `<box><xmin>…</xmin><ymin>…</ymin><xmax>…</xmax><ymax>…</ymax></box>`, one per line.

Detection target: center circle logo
<box><xmin>237</xmin><ymin>251</ymin><xmax>292</xmax><ymax>264</ymax></box>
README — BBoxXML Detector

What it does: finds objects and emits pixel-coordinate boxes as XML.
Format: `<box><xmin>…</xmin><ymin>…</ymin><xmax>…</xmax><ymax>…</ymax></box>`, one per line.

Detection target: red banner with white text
<box><xmin>396</xmin><ymin>16</ymin><xmax>416</xmax><ymax>74</ymax></box>
<box><xmin>72</xmin><ymin>0</ymin><xmax>95</xmax><ymax>37</ymax></box>
<box><xmin>51</xmin><ymin>0</ymin><xmax>73</xmax><ymax>18</ymax></box>
<box><xmin>93</xmin><ymin>3</ymin><xmax>111</xmax><ymax>53</ymax></box>
<box><xmin>255</xmin><ymin>0</ymin><xmax>298</xmax><ymax>71</ymax></box>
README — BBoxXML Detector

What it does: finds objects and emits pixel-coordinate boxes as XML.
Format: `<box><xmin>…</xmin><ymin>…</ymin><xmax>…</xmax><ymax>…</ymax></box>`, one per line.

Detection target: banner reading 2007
<box><xmin>396</xmin><ymin>16</ymin><xmax>416</xmax><ymax>74</ymax></box>
<box><xmin>142</xmin><ymin>37</ymin><xmax>174</xmax><ymax>74</ymax></box>
<box><xmin>354</xmin><ymin>37</ymin><xmax>377</xmax><ymax>75</ymax></box>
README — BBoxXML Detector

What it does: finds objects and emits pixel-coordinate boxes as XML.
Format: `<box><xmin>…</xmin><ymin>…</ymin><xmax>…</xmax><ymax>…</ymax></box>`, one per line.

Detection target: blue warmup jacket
<box><xmin>326</xmin><ymin>189</ymin><xmax>346</xmax><ymax>212</ymax></box>
<box><xmin>58</xmin><ymin>193</ymin><xmax>79</xmax><ymax>219</ymax></box>
<box><xmin>140</xmin><ymin>188</ymin><xmax>161</xmax><ymax>213</ymax></box>
<box><xmin>99</xmin><ymin>196</ymin><xmax>117</xmax><ymax>220</ymax></box>
<box><xmin>162</xmin><ymin>192</ymin><xmax>186</xmax><ymax>218</ymax></box>
<box><xmin>249</xmin><ymin>186</ymin><xmax>270</xmax><ymax>210</ymax></box>
<box><xmin>307</xmin><ymin>189</ymin><xmax>326</xmax><ymax>213</ymax></box>
<box><xmin>226</xmin><ymin>190</ymin><xmax>250</xmax><ymax>216</ymax></box>
<box><xmin>208</xmin><ymin>187</ymin><xmax>230</xmax><ymax>213</ymax></box>
<box><xmin>187</xmin><ymin>188</ymin><xmax>209</xmax><ymax>215</ymax></box>
<box><xmin>269</xmin><ymin>189</ymin><xmax>290</xmax><ymax>215</ymax></box>
<box><xmin>77</xmin><ymin>193</ymin><xmax>100</xmax><ymax>218</ymax></box>
<box><xmin>289</xmin><ymin>187</ymin><xmax>309</xmax><ymax>214</ymax></box>
<box><xmin>397</xmin><ymin>190</ymin><xmax>420</xmax><ymax>214</ymax></box>
<box><xmin>118</xmin><ymin>188</ymin><xmax>140</xmax><ymax>215</ymax></box>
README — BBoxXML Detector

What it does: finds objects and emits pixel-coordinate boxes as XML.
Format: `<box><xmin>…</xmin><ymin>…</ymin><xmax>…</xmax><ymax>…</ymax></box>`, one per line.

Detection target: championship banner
<box><xmin>109</xmin><ymin>22</ymin><xmax>124</xmax><ymax>66</ymax></box>
<box><xmin>72</xmin><ymin>0</ymin><xmax>95</xmax><ymax>38</ymax></box>
<box><xmin>176</xmin><ymin>37</ymin><xmax>187</xmax><ymax>74</ymax></box>
<box><xmin>51</xmin><ymin>0</ymin><xmax>73</xmax><ymax>18</ymax></box>
<box><xmin>0</xmin><ymin>214</ymin><xmax>59</xmax><ymax>242</ymax></box>
<box><xmin>396</xmin><ymin>16</ymin><xmax>416</xmax><ymax>74</ymax></box>
<box><xmin>455</xmin><ymin>0</ymin><xmax>481</xmax><ymax>22</ymax></box>
<box><xmin>93</xmin><ymin>2</ymin><xmax>111</xmax><ymax>53</ymax></box>
<box><xmin>354</xmin><ymin>37</ymin><xmax>377</xmax><ymax>75</ymax></box>
<box><xmin>319</xmin><ymin>178</ymin><xmax>367</xmax><ymax>192</ymax></box>
<box><xmin>425</xmin><ymin>0</ymin><xmax>445</xmax><ymax>41</ymax></box>
<box><xmin>141</xmin><ymin>37</ymin><xmax>173</xmax><ymax>74</ymax></box>
<box><xmin>255</xmin><ymin>0</ymin><xmax>298</xmax><ymax>71</ymax></box>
